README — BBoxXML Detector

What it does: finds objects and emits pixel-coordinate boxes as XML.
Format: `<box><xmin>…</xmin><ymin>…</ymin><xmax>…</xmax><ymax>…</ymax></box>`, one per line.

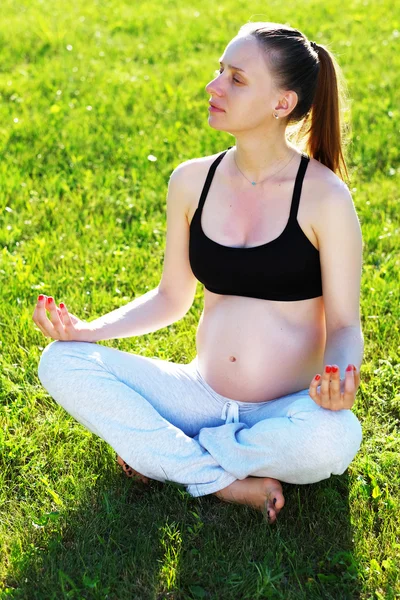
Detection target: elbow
<box><xmin>157</xmin><ymin>286</ymin><xmax>193</xmax><ymax>321</ymax></box>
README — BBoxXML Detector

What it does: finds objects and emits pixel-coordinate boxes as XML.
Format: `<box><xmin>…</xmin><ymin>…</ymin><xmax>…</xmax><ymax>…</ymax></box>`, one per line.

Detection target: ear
<box><xmin>274</xmin><ymin>90</ymin><xmax>298</xmax><ymax>118</ymax></box>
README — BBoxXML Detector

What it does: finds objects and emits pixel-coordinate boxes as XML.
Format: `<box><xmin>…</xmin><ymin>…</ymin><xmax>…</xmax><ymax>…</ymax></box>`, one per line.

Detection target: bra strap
<box><xmin>289</xmin><ymin>153</ymin><xmax>310</xmax><ymax>221</ymax></box>
<box><xmin>197</xmin><ymin>148</ymin><xmax>232</xmax><ymax>212</ymax></box>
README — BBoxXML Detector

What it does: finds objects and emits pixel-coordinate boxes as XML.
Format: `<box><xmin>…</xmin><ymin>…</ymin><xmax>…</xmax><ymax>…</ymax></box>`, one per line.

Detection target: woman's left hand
<box><xmin>308</xmin><ymin>364</ymin><xmax>361</xmax><ymax>411</ymax></box>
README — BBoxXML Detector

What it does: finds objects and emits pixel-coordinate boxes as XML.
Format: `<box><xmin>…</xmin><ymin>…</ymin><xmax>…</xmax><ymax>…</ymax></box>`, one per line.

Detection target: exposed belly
<box><xmin>195</xmin><ymin>292</ymin><xmax>326</xmax><ymax>402</ymax></box>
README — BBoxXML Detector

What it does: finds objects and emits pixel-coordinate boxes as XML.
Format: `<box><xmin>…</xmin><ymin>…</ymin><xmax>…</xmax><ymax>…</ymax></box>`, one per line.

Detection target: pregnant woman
<box><xmin>34</xmin><ymin>22</ymin><xmax>363</xmax><ymax>525</ymax></box>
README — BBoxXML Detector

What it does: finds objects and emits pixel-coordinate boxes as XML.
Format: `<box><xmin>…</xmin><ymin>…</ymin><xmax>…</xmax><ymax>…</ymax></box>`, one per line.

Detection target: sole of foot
<box><xmin>116</xmin><ymin>454</ymin><xmax>150</xmax><ymax>484</ymax></box>
<box><xmin>214</xmin><ymin>476</ymin><xmax>285</xmax><ymax>524</ymax></box>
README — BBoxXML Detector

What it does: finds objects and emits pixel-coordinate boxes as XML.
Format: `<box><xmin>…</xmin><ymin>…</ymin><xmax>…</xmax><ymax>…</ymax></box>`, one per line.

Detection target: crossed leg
<box><xmin>38</xmin><ymin>341</ymin><xmax>362</xmax><ymax>525</ymax></box>
<box><xmin>116</xmin><ymin>453</ymin><xmax>284</xmax><ymax>523</ymax></box>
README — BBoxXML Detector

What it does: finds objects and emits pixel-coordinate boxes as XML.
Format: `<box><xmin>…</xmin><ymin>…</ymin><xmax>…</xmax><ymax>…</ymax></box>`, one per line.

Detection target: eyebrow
<box><xmin>218</xmin><ymin>59</ymin><xmax>246</xmax><ymax>73</ymax></box>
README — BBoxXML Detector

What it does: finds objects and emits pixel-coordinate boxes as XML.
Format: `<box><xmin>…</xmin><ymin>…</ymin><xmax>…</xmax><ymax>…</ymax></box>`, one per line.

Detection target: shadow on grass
<box><xmin>4</xmin><ymin>456</ymin><xmax>363</xmax><ymax>600</ymax></box>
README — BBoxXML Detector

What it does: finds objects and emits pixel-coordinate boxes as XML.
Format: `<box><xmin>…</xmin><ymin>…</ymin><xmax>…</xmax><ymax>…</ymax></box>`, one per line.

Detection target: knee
<box><xmin>314</xmin><ymin>408</ymin><xmax>363</xmax><ymax>475</ymax></box>
<box><xmin>38</xmin><ymin>340</ymin><xmax>83</xmax><ymax>387</ymax></box>
<box><xmin>38</xmin><ymin>341</ymin><xmax>60</xmax><ymax>383</ymax></box>
<box><xmin>336</xmin><ymin>409</ymin><xmax>363</xmax><ymax>472</ymax></box>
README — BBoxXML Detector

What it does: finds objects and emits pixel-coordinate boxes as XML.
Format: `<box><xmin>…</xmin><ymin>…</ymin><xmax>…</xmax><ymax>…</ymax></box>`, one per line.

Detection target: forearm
<box><xmin>86</xmin><ymin>287</ymin><xmax>184</xmax><ymax>342</ymax></box>
<box><xmin>323</xmin><ymin>326</ymin><xmax>364</xmax><ymax>375</ymax></box>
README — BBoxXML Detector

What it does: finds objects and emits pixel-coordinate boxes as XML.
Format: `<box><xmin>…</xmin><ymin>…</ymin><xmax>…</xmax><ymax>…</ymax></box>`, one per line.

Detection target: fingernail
<box><xmin>38</xmin><ymin>295</ymin><xmax>44</xmax><ymax>301</ymax></box>
<box><xmin>346</xmin><ymin>365</ymin><xmax>352</xmax><ymax>371</ymax></box>
<box><xmin>47</xmin><ymin>297</ymin><xmax>53</xmax><ymax>304</ymax></box>
<box><xmin>60</xmin><ymin>302</ymin><xmax>65</xmax><ymax>309</ymax></box>
<box><xmin>331</xmin><ymin>366</ymin><xmax>338</xmax><ymax>373</ymax></box>
<box><xmin>325</xmin><ymin>365</ymin><xmax>331</xmax><ymax>373</ymax></box>
<box><xmin>352</xmin><ymin>365</ymin><xmax>357</xmax><ymax>371</ymax></box>
<box><xmin>315</xmin><ymin>374</ymin><xmax>321</xmax><ymax>381</ymax></box>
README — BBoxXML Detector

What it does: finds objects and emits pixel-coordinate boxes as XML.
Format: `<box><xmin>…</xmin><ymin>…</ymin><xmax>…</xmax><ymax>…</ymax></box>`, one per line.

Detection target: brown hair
<box><xmin>237</xmin><ymin>22</ymin><xmax>351</xmax><ymax>182</ymax></box>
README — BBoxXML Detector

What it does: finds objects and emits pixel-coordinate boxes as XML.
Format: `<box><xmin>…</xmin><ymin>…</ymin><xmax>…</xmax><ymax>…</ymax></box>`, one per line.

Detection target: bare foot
<box><xmin>213</xmin><ymin>476</ymin><xmax>284</xmax><ymax>524</ymax></box>
<box><xmin>116</xmin><ymin>454</ymin><xmax>150</xmax><ymax>484</ymax></box>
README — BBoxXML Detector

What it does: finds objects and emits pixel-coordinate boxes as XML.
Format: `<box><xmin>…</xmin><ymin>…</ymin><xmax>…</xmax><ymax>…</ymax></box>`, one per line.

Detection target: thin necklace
<box><xmin>232</xmin><ymin>149</ymin><xmax>297</xmax><ymax>185</ymax></box>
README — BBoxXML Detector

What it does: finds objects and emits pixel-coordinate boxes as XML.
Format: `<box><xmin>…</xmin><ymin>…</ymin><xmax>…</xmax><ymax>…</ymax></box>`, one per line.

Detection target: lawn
<box><xmin>0</xmin><ymin>0</ymin><xmax>399</xmax><ymax>598</ymax></box>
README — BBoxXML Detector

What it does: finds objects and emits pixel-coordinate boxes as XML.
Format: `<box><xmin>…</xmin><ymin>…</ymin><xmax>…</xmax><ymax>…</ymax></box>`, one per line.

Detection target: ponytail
<box><xmin>300</xmin><ymin>43</ymin><xmax>351</xmax><ymax>182</ymax></box>
<box><xmin>237</xmin><ymin>22</ymin><xmax>352</xmax><ymax>183</ymax></box>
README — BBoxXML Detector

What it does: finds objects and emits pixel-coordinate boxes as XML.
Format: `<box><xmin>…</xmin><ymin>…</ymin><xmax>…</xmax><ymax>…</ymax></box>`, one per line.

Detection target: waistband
<box><xmin>187</xmin><ymin>356</ymin><xmax>309</xmax><ymax>425</ymax></box>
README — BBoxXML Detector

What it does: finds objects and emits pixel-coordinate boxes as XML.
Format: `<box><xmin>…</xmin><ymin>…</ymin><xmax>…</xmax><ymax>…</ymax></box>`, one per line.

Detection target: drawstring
<box><xmin>221</xmin><ymin>401</ymin><xmax>240</xmax><ymax>424</ymax></box>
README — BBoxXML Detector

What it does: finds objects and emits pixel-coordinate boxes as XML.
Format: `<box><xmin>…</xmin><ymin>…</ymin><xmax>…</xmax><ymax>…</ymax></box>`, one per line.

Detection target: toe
<box><xmin>271</xmin><ymin>490</ymin><xmax>285</xmax><ymax>514</ymax></box>
<box><xmin>116</xmin><ymin>455</ymin><xmax>134</xmax><ymax>476</ymax></box>
<box><xmin>264</xmin><ymin>487</ymin><xmax>285</xmax><ymax>523</ymax></box>
<box><xmin>263</xmin><ymin>501</ymin><xmax>276</xmax><ymax>524</ymax></box>
<box><xmin>116</xmin><ymin>454</ymin><xmax>149</xmax><ymax>484</ymax></box>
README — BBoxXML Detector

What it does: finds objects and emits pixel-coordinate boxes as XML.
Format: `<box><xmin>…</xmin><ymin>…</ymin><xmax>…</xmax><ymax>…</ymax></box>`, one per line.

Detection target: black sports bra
<box><xmin>188</xmin><ymin>147</ymin><xmax>323</xmax><ymax>302</ymax></box>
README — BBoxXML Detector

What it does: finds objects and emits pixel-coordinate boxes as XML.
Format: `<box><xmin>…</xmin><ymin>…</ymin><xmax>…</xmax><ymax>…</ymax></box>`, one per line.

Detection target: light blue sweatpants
<box><xmin>37</xmin><ymin>341</ymin><xmax>363</xmax><ymax>497</ymax></box>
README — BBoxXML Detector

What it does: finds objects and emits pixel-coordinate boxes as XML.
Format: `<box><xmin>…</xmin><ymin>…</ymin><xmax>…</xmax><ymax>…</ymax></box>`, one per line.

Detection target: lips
<box><xmin>209</xmin><ymin>102</ymin><xmax>225</xmax><ymax>111</ymax></box>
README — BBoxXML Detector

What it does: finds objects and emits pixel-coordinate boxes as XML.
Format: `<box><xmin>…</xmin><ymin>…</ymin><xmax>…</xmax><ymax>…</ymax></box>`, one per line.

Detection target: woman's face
<box><xmin>205</xmin><ymin>35</ymin><xmax>282</xmax><ymax>133</ymax></box>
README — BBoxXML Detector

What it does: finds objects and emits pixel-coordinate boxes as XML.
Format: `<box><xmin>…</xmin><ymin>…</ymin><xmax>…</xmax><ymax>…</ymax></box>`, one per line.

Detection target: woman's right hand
<box><xmin>32</xmin><ymin>295</ymin><xmax>95</xmax><ymax>342</ymax></box>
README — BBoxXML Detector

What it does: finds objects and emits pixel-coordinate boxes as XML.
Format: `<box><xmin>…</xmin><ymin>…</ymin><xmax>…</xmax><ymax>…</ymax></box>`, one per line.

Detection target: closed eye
<box><xmin>214</xmin><ymin>68</ymin><xmax>242</xmax><ymax>84</ymax></box>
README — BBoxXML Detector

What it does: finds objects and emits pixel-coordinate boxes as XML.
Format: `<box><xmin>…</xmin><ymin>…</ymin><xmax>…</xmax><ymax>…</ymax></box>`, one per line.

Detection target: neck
<box><xmin>230</xmin><ymin>133</ymin><xmax>298</xmax><ymax>182</ymax></box>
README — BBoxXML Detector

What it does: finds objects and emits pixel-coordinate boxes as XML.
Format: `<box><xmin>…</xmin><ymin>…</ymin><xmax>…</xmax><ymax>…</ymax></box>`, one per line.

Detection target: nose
<box><xmin>205</xmin><ymin>72</ymin><xmax>223</xmax><ymax>96</ymax></box>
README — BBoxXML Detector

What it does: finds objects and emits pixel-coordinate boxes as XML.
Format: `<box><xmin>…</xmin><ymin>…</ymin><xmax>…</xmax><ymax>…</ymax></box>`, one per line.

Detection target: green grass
<box><xmin>1</xmin><ymin>0</ymin><xmax>399</xmax><ymax>598</ymax></box>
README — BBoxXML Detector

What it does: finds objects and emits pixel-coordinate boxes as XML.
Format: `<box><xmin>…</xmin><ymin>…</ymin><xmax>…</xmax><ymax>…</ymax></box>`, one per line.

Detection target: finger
<box><xmin>353</xmin><ymin>365</ymin><xmax>361</xmax><ymax>389</ymax></box>
<box><xmin>59</xmin><ymin>302</ymin><xmax>75</xmax><ymax>332</ymax></box>
<box><xmin>309</xmin><ymin>374</ymin><xmax>322</xmax><ymax>405</ymax></box>
<box><xmin>319</xmin><ymin>365</ymin><xmax>332</xmax><ymax>408</ymax></box>
<box><xmin>33</xmin><ymin>321</ymin><xmax>52</xmax><ymax>338</ymax></box>
<box><xmin>45</xmin><ymin>297</ymin><xmax>67</xmax><ymax>339</ymax></box>
<box><xmin>32</xmin><ymin>294</ymin><xmax>46</xmax><ymax>323</ymax></box>
<box><xmin>343</xmin><ymin>364</ymin><xmax>356</xmax><ymax>408</ymax></box>
<box><xmin>33</xmin><ymin>295</ymin><xmax>57</xmax><ymax>338</ymax></box>
<box><xmin>330</xmin><ymin>365</ymin><xmax>341</xmax><ymax>392</ymax></box>
<box><xmin>330</xmin><ymin>365</ymin><xmax>343</xmax><ymax>409</ymax></box>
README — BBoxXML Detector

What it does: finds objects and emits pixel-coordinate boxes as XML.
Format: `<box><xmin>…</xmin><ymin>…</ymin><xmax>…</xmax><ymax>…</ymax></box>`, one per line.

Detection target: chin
<box><xmin>207</xmin><ymin>117</ymin><xmax>229</xmax><ymax>133</ymax></box>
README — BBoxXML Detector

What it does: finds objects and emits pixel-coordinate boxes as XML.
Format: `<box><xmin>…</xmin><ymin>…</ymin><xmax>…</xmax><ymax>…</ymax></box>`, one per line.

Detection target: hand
<box><xmin>308</xmin><ymin>364</ymin><xmax>360</xmax><ymax>411</ymax></box>
<box><xmin>32</xmin><ymin>295</ymin><xmax>94</xmax><ymax>342</ymax></box>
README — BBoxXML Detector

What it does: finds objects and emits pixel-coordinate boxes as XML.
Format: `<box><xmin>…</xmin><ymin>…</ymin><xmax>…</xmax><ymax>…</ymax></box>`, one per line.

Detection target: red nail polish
<box><xmin>325</xmin><ymin>366</ymin><xmax>331</xmax><ymax>373</ymax></box>
<box><xmin>315</xmin><ymin>374</ymin><xmax>321</xmax><ymax>381</ymax></box>
<box><xmin>352</xmin><ymin>365</ymin><xmax>357</xmax><ymax>371</ymax></box>
<box><xmin>47</xmin><ymin>297</ymin><xmax>53</xmax><ymax>303</ymax></box>
<box><xmin>331</xmin><ymin>366</ymin><xmax>338</xmax><ymax>373</ymax></box>
<box><xmin>60</xmin><ymin>302</ymin><xmax>65</xmax><ymax>309</ymax></box>
<box><xmin>38</xmin><ymin>295</ymin><xmax>44</xmax><ymax>301</ymax></box>
<box><xmin>346</xmin><ymin>365</ymin><xmax>352</xmax><ymax>372</ymax></box>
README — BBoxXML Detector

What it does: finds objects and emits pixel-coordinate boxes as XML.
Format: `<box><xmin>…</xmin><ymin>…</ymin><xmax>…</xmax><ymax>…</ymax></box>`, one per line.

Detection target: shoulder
<box><xmin>169</xmin><ymin>150</ymin><xmax>226</xmax><ymax>216</ymax></box>
<box><xmin>306</xmin><ymin>156</ymin><xmax>354</xmax><ymax>204</ymax></box>
<box><xmin>305</xmin><ymin>157</ymin><xmax>358</xmax><ymax>221</ymax></box>
<box><xmin>170</xmin><ymin>150</ymin><xmax>224</xmax><ymax>181</ymax></box>
<box><xmin>305</xmin><ymin>158</ymin><xmax>362</xmax><ymax>248</ymax></box>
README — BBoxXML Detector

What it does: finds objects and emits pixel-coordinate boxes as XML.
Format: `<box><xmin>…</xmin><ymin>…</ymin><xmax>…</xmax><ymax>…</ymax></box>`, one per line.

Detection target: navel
<box><xmin>229</xmin><ymin>356</ymin><xmax>237</xmax><ymax>362</ymax></box>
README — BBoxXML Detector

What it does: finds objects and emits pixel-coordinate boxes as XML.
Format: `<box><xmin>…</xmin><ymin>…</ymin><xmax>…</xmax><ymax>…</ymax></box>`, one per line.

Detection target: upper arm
<box><xmin>314</xmin><ymin>181</ymin><xmax>363</xmax><ymax>335</ymax></box>
<box><xmin>157</xmin><ymin>161</ymin><xmax>199</xmax><ymax>315</ymax></box>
